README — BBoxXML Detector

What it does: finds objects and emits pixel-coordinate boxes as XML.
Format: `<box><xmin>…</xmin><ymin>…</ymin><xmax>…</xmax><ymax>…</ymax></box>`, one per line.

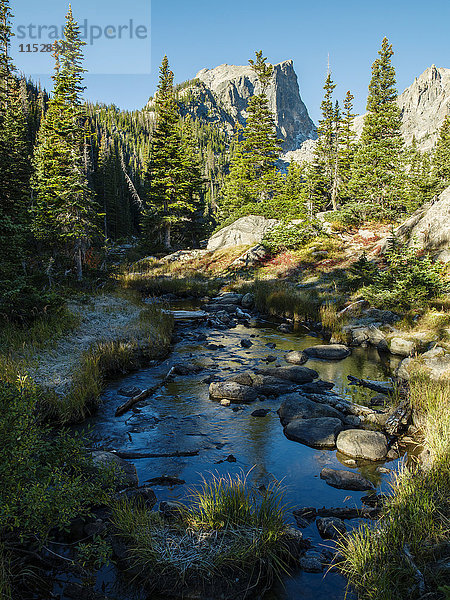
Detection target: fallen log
<box><xmin>115</xmin><ymin>367</ymin><xmax>176</xmax><ymax>417</ymax></box>
<box><xmin>113</xmin><ymin>449</ymin><xmax>199</xmax><ymax>459</ymax></box>
<box><xmin>293</xmin><ymin>505</ymin><xmax>380</xmax><ymax>527</ymax></box>
<box><xmin>385</xmin><ymin>401</ymin><xmax>412</xmax><ymax>435</ymax></box>
<box><xmin>347</xmin><ymin>375</ymin><xmax>394</xmax><ymax>395</ymax></box>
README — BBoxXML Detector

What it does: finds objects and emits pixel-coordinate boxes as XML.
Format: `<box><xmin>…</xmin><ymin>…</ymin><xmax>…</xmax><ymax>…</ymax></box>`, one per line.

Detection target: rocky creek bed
<box><xmin>65</xmin><ymin>294</ymin><xmax>418</xmax><ymax>600</ymax></box>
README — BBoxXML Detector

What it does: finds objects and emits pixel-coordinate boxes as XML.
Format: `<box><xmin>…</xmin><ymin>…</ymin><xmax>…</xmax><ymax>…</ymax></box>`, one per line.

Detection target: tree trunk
<box><xmin>75</xmin><ymin>240</ymin><xmax>83</xmax><ymax>281</ymax></box>
<box><xmin>163</xmin><ymin>223</ymin><xmax>171</xmax><ymax>250</ymax></box>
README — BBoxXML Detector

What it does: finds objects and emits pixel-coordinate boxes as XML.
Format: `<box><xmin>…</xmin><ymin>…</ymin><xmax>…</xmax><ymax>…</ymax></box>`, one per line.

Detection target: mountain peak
<box><xmin>193</xmin><ymin>59</ymin><xmax>316</xmax><ymax>150</ymax></box>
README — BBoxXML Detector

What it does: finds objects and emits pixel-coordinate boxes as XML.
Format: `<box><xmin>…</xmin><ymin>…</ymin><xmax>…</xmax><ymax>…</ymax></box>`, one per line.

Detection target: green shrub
<box><xmin>0</xmin><ymin>381</ymin><xmax>115</xmax><ymax>541</ymax></box>
<box><xmin>345</xmin><ymin>253</ymin><xmax>379</xmax><ymax>292</ymax></box>
<box><xmin>262</xmin><ymin>221</ymin><xmax>322</xmax><ymax>254</ymax></box>
<box><xmin>360</xmin><ymin>246</ymin><xmax>448</xmax><ymax>310</ymax></box>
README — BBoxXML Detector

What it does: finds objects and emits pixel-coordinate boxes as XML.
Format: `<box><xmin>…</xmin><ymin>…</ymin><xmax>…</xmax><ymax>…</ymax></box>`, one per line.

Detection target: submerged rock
<box><xmin>320</xmin><ymin>467</ymin><xmax>374</xmax><ymax>491</ymax></box>
<box><xmin>284</xmin><ymin>417</ymin><xmax>343</xmax><ymax>449</ymax></box>
<box><xmin>251</xmin><ymin>408</ymin><xmax>270</xmax><ymax>417</ymax></box>
<box><xmin>336</xmin><ymin>430</ymin><xmax>388</xmax><ymax>461</ymax></box>
<box><xmin>240</xmin><ymin>339</ymin><xmax>253</xmax><ymax>348</ymax></box>
<box><xmin>256</xmin><ymin>365</ymin><xmax>318</xmax><ymax>384</ymax></box>
<box><xmin>316</xmin><ymin>517</ymin><xmax>347</xmax><ymax>540</ymax></box>
<box><xmin>299</xmin><ymin>551</ymin><xmax>325</xmax><ymax>572</ymax></box>
<box><xmin>278</xmin><ymin>323</ymin><xmax>293</xmax><ymax>333</ymax></box>
<box><xmin>304</xmin><ymin>344</ymin><xmax>351</xmax><ymax>360</ymax></box>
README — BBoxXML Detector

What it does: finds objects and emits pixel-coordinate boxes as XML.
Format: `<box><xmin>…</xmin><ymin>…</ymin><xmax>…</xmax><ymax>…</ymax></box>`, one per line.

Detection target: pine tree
<box><xmin>339</xmin><ymin>90</ymin><xmax>357</xmax><ymax>198</ymax></box>
<box><xmin>32</xmin><ymin>6</ymin><xmax>96</xmax><ymax>280</ymax></box>
<box><xmin>311</xmin><ymin>72</ymin><xmax>339</xmax><ymax>210</ymax></box>
<box><xmin>0</xmin><ymin>0</ymin><xmax>33</xmax><ymax>310</ymax></box>
<box><xmin>222</xmin><ymin>51</ymin><xmax>282</xmax><ymax>218</ymax></box>
<box><xmin>405</xmin><ymin>137</ymin><xmax>435</xmax><ymax>210</ymax></box>
<box><xmin>144</xmin><ymin>56</ymin><xmax>203</xmax><ymax>249</ymax></box>
<box><xmin>432</xmin><ymin>115</ymin><xmax>450</xmax><ymax>193</ymax></box>
<box><xmin>279</xmin><ymin>161</ymin><xmax>307</xmax><ymax>218</ymax></box>
<box><xmin>348</xmin><ymin>37</ymin><xmax>404</xmax><ymax>218</ymax></box>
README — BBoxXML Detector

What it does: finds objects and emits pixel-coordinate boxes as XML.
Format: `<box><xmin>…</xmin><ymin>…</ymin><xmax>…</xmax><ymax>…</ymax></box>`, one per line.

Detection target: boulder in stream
<box><xmin>304</xmin><ymin>344</ymin><xmax>351</xmax><ymax>360</ymax></box>
<box><xmin>285</xmin><ymin>350</ymin><xmax>308</xmax><ymax>365</ymax></box>
<box><xmin>209</xmin><ymin>381</ymin><xmax>258</xmax><ymax>403</ymax></box>
<box><xmin>316</xmin><ymin>517</ymin><xmax>347</xmax><ymax>540</ymax></box>
<box><xmin>284</xmin><ymin>417</ymin><xmax>343</xmax><ymax>449</ymax></box>
<box><xmin>278</xmin><ymin>394</ymin><xmax>344</xmax><ymax>425</ymax></box>
<box><xmin>320</xmin><ymin>467</ymin><xmax>374</xmax><ymax>491</ymax></box>
<box><xmin>336</xmin><ymin>429</ymin><xmax>388</xmax><ymax>461</ymax></box>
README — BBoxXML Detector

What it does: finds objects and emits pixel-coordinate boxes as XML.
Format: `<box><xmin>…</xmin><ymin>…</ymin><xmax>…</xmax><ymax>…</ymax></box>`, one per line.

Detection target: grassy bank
<box><xmin>0</xmin><ymin>295</ymin><xmax>174</xmax><ymax>424</ymax></box>
<box><xmin>338</xmin><ymin>372</ymin><xmax>450</xmax><ymax>600</ymax></box>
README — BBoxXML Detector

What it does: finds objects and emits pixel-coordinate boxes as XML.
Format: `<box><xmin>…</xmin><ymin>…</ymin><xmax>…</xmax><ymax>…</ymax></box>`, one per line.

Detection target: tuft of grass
<box><xmin>338</xmin><ymin>372</ymin><xmax>450</xmax><ymax>600</ymax></box>
<box><xmin>319</xmin><ymin>302</ymin><xmax>348</xmax><ymax>342</ymax></box>
<box><xmin>249</xmin><ymin>280</ymin><xmax>321</xmax><ymax>321</ymax></box>
<box><xmin>111</xmin><ymin>473</ymin><xmax>294</xmax><ymax>598</ymax></box>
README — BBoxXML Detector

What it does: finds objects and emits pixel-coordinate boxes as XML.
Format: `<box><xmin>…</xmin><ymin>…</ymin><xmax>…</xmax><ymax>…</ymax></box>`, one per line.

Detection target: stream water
<box><xmin>78</xmin><ymin>305</ymin><xmax>403</xmax><ymax>600</ymax></box>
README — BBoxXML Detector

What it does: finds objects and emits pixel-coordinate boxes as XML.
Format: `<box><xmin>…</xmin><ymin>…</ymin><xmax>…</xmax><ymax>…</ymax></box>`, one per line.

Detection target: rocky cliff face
<box><xmin>352</xmin><ymin>65</ymin><xmax>450</xmax><ymax>151</ymax></box>
<box><xmin>181</xmin><ymin>60</ymin><xmax>316</xmax><ymax>151</ymax></box>
<box><xmin>398</xmin><ymin>65</ymin><xmax>450</xmax><ymax>150</ymax></box>
<box><xmin>287</xmin><ymin>64</ymin><xmax>450</xmax><ymax>165</ymax></box>
<box><xmin>393</xmin><ymin>185</ymin><xmax>450</xmax><ymax>262</ymax></box>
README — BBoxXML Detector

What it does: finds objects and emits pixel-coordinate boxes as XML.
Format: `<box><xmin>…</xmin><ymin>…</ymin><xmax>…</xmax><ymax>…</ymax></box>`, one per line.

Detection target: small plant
<box><xmin>345</xmin><ymin>252</ymin><xmax>379</xmax><ymax>292</ymax></box>
<box><xmin>76</xmin><ymin>536</ymin><xmax>112</xmax><ymax>571</ymax></box>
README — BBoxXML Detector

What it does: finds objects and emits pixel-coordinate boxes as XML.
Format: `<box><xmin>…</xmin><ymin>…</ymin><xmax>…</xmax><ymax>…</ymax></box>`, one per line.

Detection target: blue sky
<box><xmin>11</xmin><ymin>0</ymin><xmax>450</xmax><ymax>123</ymax></box>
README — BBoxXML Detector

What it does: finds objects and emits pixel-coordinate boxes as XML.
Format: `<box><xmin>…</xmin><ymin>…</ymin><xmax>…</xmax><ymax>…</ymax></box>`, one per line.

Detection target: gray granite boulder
<box><xmin>284</xmin><ymin>350</ymin><xmax>308</xmax><ymax>365</ymax></box>
<box><xmin>207</xmin><ymin>215</ymin><xmax>278</xmax><ymax>251</ymax></box>
<box><xmin>209</xmin><ymin>381</ymin><xmax>257</xmax><ymax>403</ymax></box>
<box><xmin>278</xmin><ymin>394</ymin><xmax>344</xmax><ymax>425</ymax></box>
<box><xmin>337</xmin><ymin>430</ymin><xmax>388</xmax><ymax>461</ymax></box>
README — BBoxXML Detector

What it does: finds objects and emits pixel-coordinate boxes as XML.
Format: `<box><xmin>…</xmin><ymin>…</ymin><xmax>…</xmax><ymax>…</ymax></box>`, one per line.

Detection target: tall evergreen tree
<box><xmin>222</xmin><ymin>51</ymin><xmax>282</xmax><ymax>218</ymax></box>
<box><xmin>311</xmin><ymin>72</ymin><xmax>339</xmax><ymax>210</ymax></box>
<box><xmin>348</xmin><ymin>37</ymin><xmax>404</xmax><ymax>217</ymax></box>
<box><xmin>0</xmin><ymin>0</ymin><xmax>33</xmax><ymax>312</ymax></box>
<box><xmin>432</xmin><ymin>115</ymin><xmax>450</xmax><ymax>193</ymax></box>
<box><xmin>32</xmin><ymin>6</ymin><xmax>96</xmax><ymax>280</ymax></box>
<box><xmin>338</xmin><ymin>90</ymin><xmax>357</xmax><ymax>199</ymax></box>
<box><xmin>144</xmin><ymin>56</ymin><xmax>203</xmax><ymax>249</ymax></box>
